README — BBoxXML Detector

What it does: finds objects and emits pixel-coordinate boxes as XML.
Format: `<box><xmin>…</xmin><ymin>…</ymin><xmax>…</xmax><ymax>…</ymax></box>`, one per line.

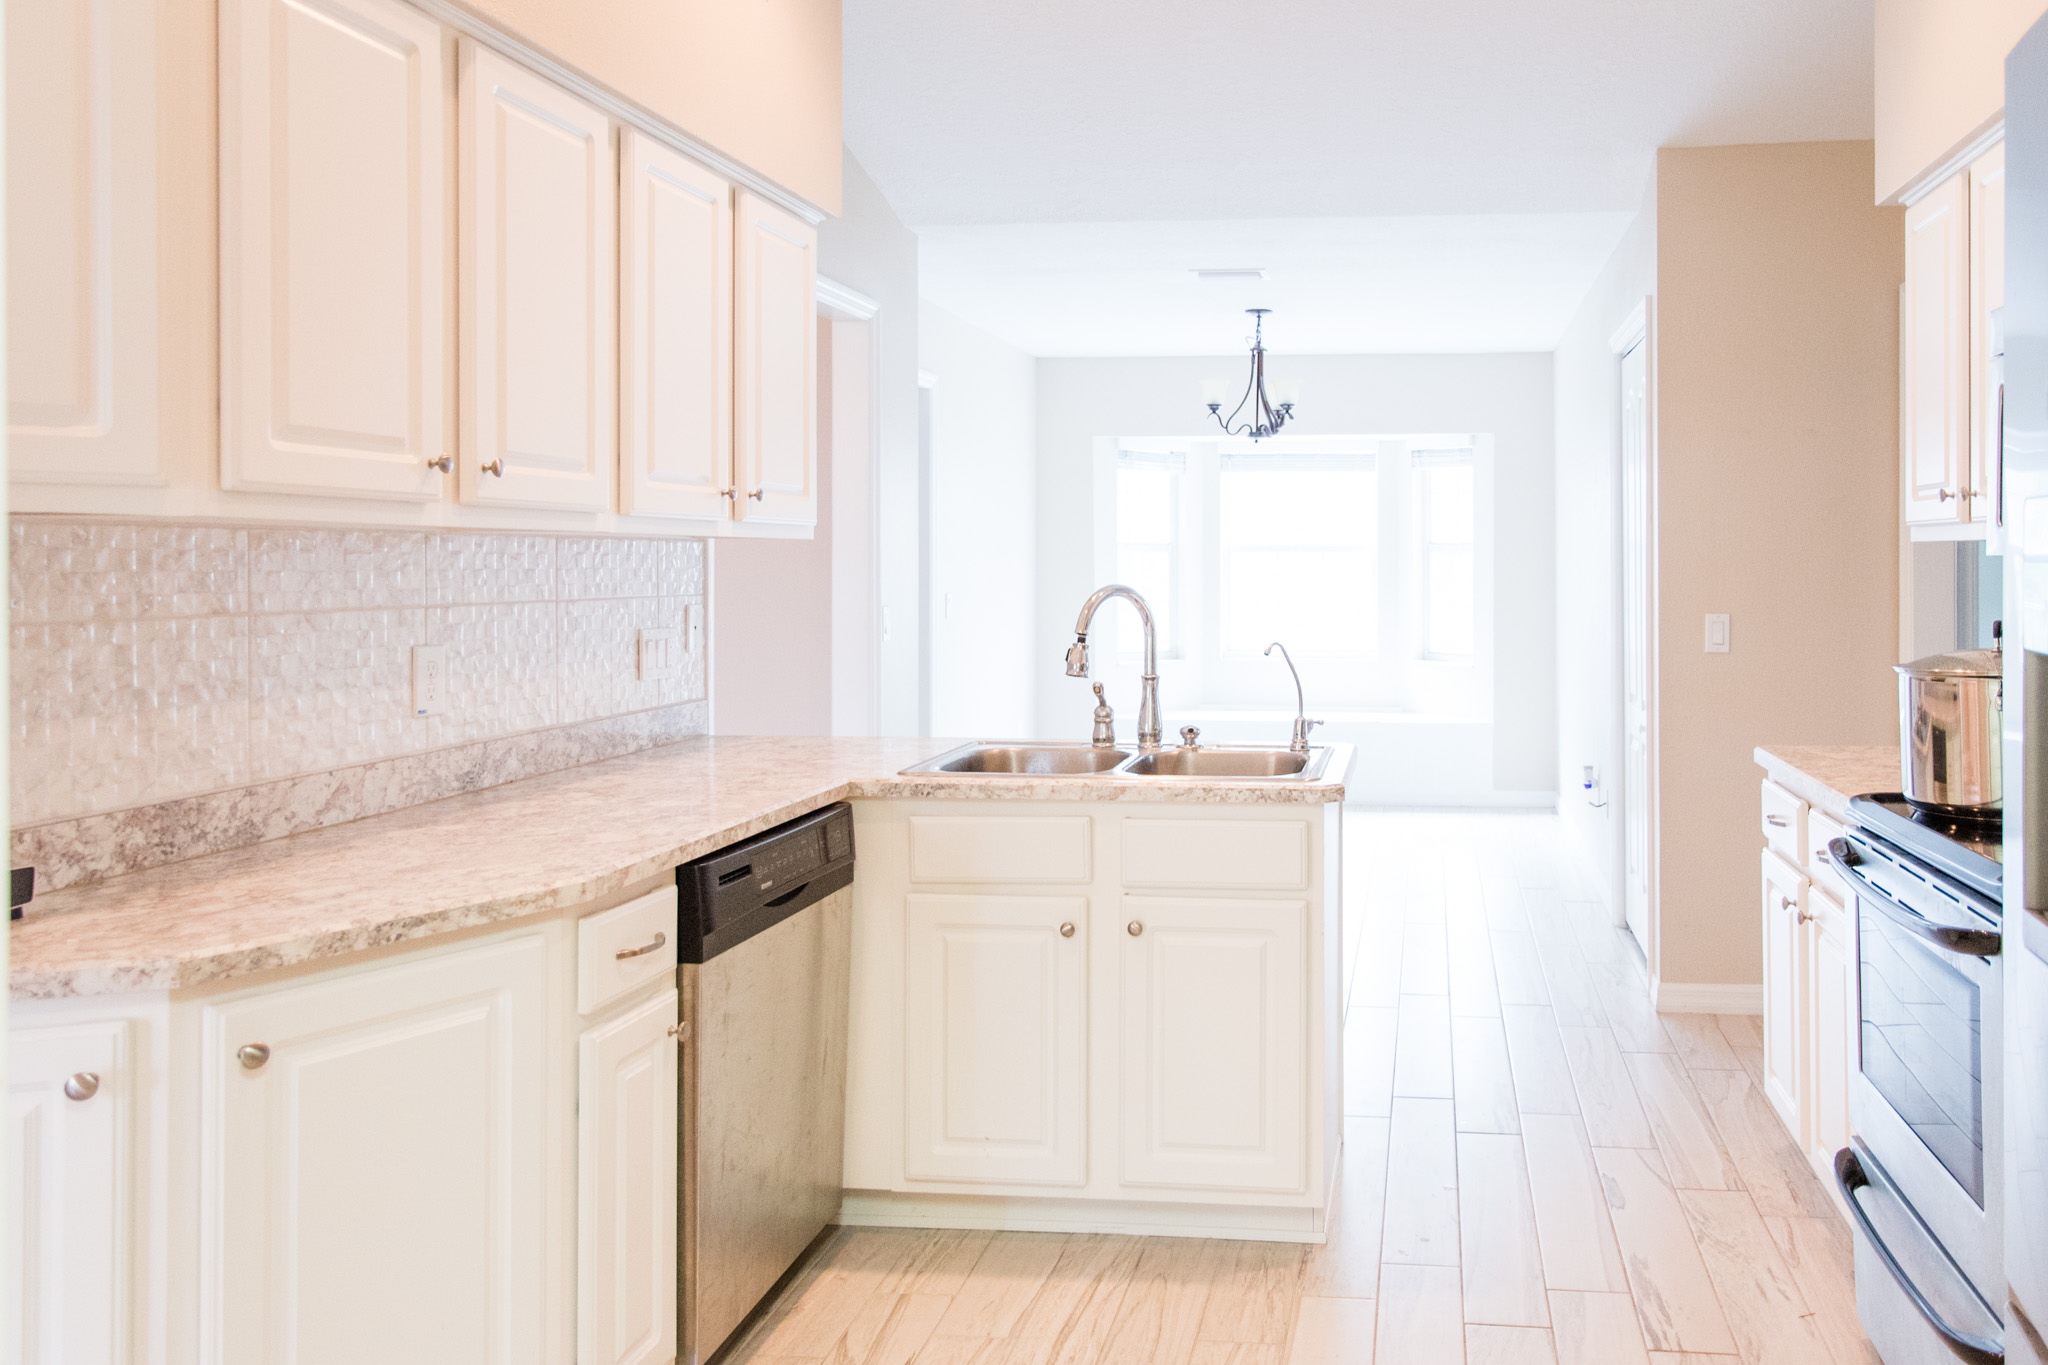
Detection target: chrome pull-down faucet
<box><xmin>1066</xmin><ymin>585</ymin><xmax>1162</xmax><ymax>750</ymax></box>
<box><xmin>1265</xmin><ymin>641</ymin><xmax>1322</xmax><ymax>753</ymax></box>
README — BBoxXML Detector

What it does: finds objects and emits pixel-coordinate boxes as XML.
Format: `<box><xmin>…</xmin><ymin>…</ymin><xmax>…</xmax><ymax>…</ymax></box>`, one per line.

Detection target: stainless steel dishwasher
<box><xmin>674</xmin><ymin>802</ymin><xmax>855</xmax><ymax>1364</ymax></box>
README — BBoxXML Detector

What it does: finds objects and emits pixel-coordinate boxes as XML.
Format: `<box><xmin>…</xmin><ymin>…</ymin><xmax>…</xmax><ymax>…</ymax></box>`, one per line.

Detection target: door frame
<box><xmin>1611</xmin><ymin>297</ymin><xmax>1658</xmax><ymax>970</ymax></box>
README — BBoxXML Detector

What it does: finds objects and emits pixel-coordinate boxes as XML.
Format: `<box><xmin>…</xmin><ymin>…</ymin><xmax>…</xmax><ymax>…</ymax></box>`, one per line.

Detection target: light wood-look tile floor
<box><xmin>719</xmin><ymin>812</ymin><xmax>1875</xmax><ymax>1365</ymax></box>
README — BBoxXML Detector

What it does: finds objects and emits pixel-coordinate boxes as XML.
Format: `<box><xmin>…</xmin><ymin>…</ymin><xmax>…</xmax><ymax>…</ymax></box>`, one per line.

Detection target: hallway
<box><xmin>720</xmin><ymin>811</ymin><xmax>1874</xmax><ymax>1365</ymax></box>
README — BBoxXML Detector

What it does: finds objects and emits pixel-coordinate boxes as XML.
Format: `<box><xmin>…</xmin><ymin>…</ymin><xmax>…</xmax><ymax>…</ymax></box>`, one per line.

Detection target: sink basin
<box><xmin>905</xmin><ymin>743</ymin><xmax>1132</xmax><ymax>775</ymax></box>
<box><xmin>1120</xmin><ymin>746</ymin><xmax>1331</xmax><ymax>780</ymax></box>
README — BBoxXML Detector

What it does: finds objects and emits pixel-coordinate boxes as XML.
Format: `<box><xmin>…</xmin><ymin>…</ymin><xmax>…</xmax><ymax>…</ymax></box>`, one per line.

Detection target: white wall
<box><xmin>1034</xmin><ymin>353</ymin><xmax>1556</xmax><ymax>804</ymax></box>
<box><xmin>919</xmin><ymin>302</ymin><xmax>1038</xmax><ymax>736</ymax></box>
<box><xmin>1552</xmin><ymin>185</ymin><xmax>1655</xmax><ymax>908</ymax></box>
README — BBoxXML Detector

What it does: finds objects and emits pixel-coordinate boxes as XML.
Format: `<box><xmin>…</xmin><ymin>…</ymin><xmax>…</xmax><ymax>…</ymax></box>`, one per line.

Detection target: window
<box><xmin>1219</xmin><ymin>453</ymin><xmax>1376</xmax><ymax>657</ymax></box>
<box><xmin>1115</xmin><ymin>451</ymin><xmax>1181</xmax><ymax>655</ymax></box>
<box><xmin>1103</xmin><ymin>434</ymin><xmax>1490</xmax><ymax>717</ymax></box>
<box><xmin>1416</xmin><ymin>450</ymin><xmax>1474</xmax><ymax>658</ymax></box>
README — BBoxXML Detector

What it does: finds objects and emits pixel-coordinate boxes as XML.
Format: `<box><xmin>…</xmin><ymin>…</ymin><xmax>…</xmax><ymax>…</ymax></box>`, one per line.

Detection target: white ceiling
<box><xmin>844</xmin><ymin>0</ymin><xmax>1875</xmax><ymax>355</ymax></box>
<box><xmin>918</xmin><ymin>214</ymin><xmax>1637</xmax><ymax>355</ymax></box>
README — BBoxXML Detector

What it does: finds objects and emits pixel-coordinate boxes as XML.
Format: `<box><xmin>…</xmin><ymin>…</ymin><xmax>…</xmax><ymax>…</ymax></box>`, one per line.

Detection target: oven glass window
<box><xmin>1860</xmin><ymin>907</ymin><xmax>1985</xmax><ymax>1204</ymax></box>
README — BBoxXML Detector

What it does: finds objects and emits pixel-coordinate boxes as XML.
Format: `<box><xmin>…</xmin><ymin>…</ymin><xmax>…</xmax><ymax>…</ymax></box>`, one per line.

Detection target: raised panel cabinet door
<box><xmin>200</xmin><ymin>933</ymin><xmax>551</xmax><ymax>1365</ymax></box>
<box><xmin>618</xmin><ymin>129</ymin><xmax>733</xmax><ymax>522</ymax></box>
<box><xmin>903</xmin><ymin>894</ymin><xmax>1087</xmax><ymax>1186</ymax></box>
<box><xmin>1902</xmin><ymin>173</ymin><xmax>1970</xmax><ymax>524</ymax></box>
<box><xmin>7</xmin><ymin>0</ymin><xmax>159</xmax><ymax>486</ymax></box>
<box><xmin>733</xmin><ymin>190</ymin><xmax>818</xmax><ymax>530</ymax></box>
<box><xmin>1806</xmin><ymin>886</ymin><xmax>1853</xmax><ymax>1167</ymax></box>
<box><xmin>1971</xmin><ymin>142</ymin><xmax>2006</xmax><ymax>530</ymax></box>
<box><xmin>219</xmin><ymin>0</ymin><xmax>447</xmax><ymax>500</ymax></box>
<box><xmin>1761</xmin><ymin>849</ymin><xmax>1807</xmax><ymax>1145</ymax></box>
<box><xmin>460</xmin><ymin>43</ymin><xmax>615</xmax><ymax>512</ymax></box>
<box><xmin>577</xmin><ymin>988</ymin><xmax>679</xmax><ymax>1365</ymax></box>
<box><xmin>1114</xmin><ymin>896</ymin><xmax>1302</xmax><ymax>1195</ymax></box>
<box><xmin>1118</xmin><ymin>896</ymin><xmax>1308</xmax><ymax>1193</ymax></box>
<box><xmin>7</xmin><ymin>1022</ymin><xmax>132</xmax><ymax>1365</ymax></box>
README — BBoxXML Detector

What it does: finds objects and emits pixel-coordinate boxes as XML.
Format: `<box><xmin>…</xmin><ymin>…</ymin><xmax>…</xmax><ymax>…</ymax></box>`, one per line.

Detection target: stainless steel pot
<box><xmin>1896</xmin><ymin>647</ymin><xmax>2003</xmax><ymax>815</ymax></box>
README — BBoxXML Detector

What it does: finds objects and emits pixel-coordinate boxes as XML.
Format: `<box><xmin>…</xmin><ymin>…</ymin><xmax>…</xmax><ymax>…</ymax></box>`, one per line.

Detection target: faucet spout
<box><xmin>1265</xmin><ymin>641</ymin><xmax>1322</xmax><ymax>754</ymax></box>
<box><xmin>1069</xmin><ymin>585</ymin><xmax>1162</xmax><ymax>749</ymax></box>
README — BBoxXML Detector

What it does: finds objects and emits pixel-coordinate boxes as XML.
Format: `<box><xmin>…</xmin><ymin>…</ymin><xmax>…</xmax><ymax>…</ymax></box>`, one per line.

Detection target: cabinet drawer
<box><xmin>1760</xmin><ymin>780</ymin><xmax>1807</xmax><ymax>865</ymax></box>
<box><xmin>1808</xmin><ymin>809</ymin><xmax>1850</xmax><ymax>896</ymax></box>
<box><xmin>909</xmin><ymin>817</ymin><xmax>1091</xmax><ymax>884</ymax></box>
<box><xmin>1123</xmin><ymin>819</ymin><xmax>1309</xmax><ymax>891</ymax></box>
<box><xmin>578</xmin><ymin>885</ymin><xmax>679</xmax><ymax>1015</ymax></box>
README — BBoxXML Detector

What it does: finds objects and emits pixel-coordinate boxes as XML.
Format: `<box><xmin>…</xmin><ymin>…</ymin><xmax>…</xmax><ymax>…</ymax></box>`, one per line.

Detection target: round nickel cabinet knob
<box><xmin>1059</xmin><ymin>922</ymin><xmax>1076</xmax><ymax>938</ymax></box>
<box><xmin>63</xmin><ymin>1072</ymin><xmax>99</xmax><ymax>1102</ymax></box>
<box><xmin>237</xmin><ymin>1043</ymin><xmax>272</xmax><ymax>1071</ymax></box>
<box><xmin>1127</xmin><ymin>920</ymin><xmax>1144</xmax><ymax>937</ymax></box>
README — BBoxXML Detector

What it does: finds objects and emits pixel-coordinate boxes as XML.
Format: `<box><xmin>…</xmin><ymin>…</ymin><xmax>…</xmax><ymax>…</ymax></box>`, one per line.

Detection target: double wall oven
<box><xmin>1832</xmin><ymin>802</ymin><xmax>2005</xmax><ymax>1365</ymax></box>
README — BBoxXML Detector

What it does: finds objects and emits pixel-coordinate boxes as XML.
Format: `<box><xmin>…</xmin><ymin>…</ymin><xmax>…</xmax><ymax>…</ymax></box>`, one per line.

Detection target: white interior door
<box><xmin>220</xmin><ymin>0</ymin><xmax>448</xmax><ymax>500</ymax></box>
<box><xmin>1118</xmin><ymin>896</ymin><xmax>1307</xmax><ymax>1193</ymax></box>
<box><xmin>734</xmin><ymin>190</ymin><xmax>818</xmax><ymax>529</ymax></box>
<box><xmin>1619</xmin><ymin>332</ymin><xmax>1653</xmax><ymax>955</ymax></box>
<box><xmin>8</xmin><ymin>1022</ymin><xmax>130</xmax><ymax>1365</ymax></box>
<box><xmin>617</xmin><ymin>129</ymin><xmax>732</xmax><ymax>522</ymax></box>
<box><xmin>903</xmin><ymin>893</ymin><xmax>1087</xmax><ymax>1186</ymax></box>
<box><xmin>1903</xmin><ymin>174</ymin><xmax>1969</xmax><ymax>524</ymax></box>
<box><xmin>460</xmin><ymin>42</ymin><xmax>614</xmax><ymax>512</ymax></box>
<box><xmin>577</xmin><ymin>988</ymin><xmax>679</xmax><ymax>1365</ymax></box>
<box><xmin>7</xmin><ymin>0</ymin><xmax>159</xmax><ymax>485</ymax></box>
<box><xmin>202</xmin><ymin>934</ymin><xmax>551</xmax><ymax>1365</ymax></box>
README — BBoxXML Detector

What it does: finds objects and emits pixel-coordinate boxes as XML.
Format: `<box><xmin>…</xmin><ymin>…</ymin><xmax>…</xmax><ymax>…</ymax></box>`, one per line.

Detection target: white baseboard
<box><xmin>1653</xmin><ymin>979</ymin><xmax>1762</xmax><ymax>1015</ymax></box>
<box><xmin>837</xmin><ymin>1190</ymin><xmax>1327</xmax><ymax>1243</ymax></box>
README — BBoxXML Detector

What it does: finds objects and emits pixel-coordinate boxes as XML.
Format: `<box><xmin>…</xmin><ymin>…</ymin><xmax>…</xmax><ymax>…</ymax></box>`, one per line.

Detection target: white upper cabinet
<box><xmin>618</xmin><ymin>130</ymin><xmax>734</xmax><ymax>522</ymax></box>
<box><xmin>1903</xmin><ymin>173</ymin><xmax>1971</xmax><ymax>525</ymax></box>
<box><xmin>8</xmin><ymin>1021</ymin><xmax>133</xmax><ymax>1365</ymax></box>
<box><xmin>1117</xmin><ymin>896</ymin><xmax>1307</xmax><ymax>1193</ymax></box>
<box><xmin>1970</xmin><ymin>142</ymin><xmax>2006</xmax><ymax>533</ymax></box>
<box><xmin>734</xmin><ymin>191</ymin><xmax>819</xmax><ymax>530</ymax></box>
<box><xmin>201</xmin><ymin>933</ymin><xmax>553</xmax><ymax>1365</ymax></box>
<box><xmin>219</xmin><ymin>0</ymin><xmax>449</xmax><ymax>501</ymax></box>
<box><xmin>460</xmin><ymin>43</ymin><xmax>616</xmax><ymax>512</ymax></box>
<box><xmin>7</xmin><ymin>0</ymin><xmax>159</xmax><ymax>485</ymax></box>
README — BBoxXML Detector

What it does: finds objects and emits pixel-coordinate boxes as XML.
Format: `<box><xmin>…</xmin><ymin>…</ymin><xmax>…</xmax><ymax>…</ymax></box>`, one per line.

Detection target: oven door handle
<box><xmin>1828</xmin><ymin>839</ymin><xmax>2003</xmax><ymax>958</ymax></box>
<box><xmin>1835</xmin><ymin>1145</ymin><xmax>2004</xmax><ymax>1365</ymax></box>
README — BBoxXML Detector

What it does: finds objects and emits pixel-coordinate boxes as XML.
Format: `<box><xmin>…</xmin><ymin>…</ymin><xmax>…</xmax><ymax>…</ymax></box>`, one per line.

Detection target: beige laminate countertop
<box><xmin>1753</xmin><ymin>744</ymin><xmax>1901</xmax><ymax>817</ymax></box>
<box><xmin>9</xmin><ymin>736</ymin><xmax>1348</xmax><ymax>1001</ymax></box>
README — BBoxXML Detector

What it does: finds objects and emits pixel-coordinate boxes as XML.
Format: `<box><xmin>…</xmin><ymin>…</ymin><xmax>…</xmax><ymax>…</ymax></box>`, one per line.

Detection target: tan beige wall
<box><xmin>464</xmin><ymin>0</ymin><xmax>843</xmax><ymax>213</ymax></box>
<box><xmin>1654</xmin><ymin>142</ymin><xmax>1901</xmax><ymax>988</ymax></box>
<box><xmin>1875</xmin><ymin>0</ymin><xmax>2044</xmax><ymax>202</ymax></box>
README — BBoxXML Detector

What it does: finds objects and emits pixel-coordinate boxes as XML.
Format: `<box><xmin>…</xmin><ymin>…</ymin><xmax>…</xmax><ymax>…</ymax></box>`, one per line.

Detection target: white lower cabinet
<box><xmin>1806</xmin><ymin>883</ymin><xmax>1854</xmax><ymax>1170</ymax></box>
<box><xmin>577</xmin><ymin>987</ymin><xmax>679</xmax><ymax>1365</ymax></box>
<box><xmin>903</xmin><ymin>894</ymin><xmax>1088</xmax><ymax>1186</ymax></box>
<box><xmin>7</xmin><ymin>1021</ymin><xmax>133</xmax><ymax>1365</ymax></box>
<box><xmin>847</xmin><ymin>800</ymin><xmax>1338</xmax><ymax>1232</ymax></box>
<box><xmin>1761</xmin><ymin>848</ymin><xmax>1807</xmax><ymax>1143</ymax></box>
<box><xmin>1119</xmin><ymin>896</ymin><xmax>1307</xmax><ymax>1193</ymax></box>
<box><xmin>200</xmin><ymin>932</ymin><xmax>553</xmax><ymax>1365</ymax></box>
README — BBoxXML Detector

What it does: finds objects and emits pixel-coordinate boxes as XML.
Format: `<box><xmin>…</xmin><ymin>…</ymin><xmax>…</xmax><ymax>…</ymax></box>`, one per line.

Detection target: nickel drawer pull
<box><xmin>1766</xmin><ymin>815</ymin><xmax>1789</xmax><ymax>828</ymax></box>
<box><xmin>238</xmin><ymin>1043</ymin><xmax>271</xmax><ymax>1070</ymax></box>
<box><xmin>615</xmin><ymin>932</ymin><xmax>667</xmax><ymax>961</ymax></box>
<box><xmin>64</xmin><ymin>1072</ymin><xmax>99</xmax><ymax>1101</ymax></box>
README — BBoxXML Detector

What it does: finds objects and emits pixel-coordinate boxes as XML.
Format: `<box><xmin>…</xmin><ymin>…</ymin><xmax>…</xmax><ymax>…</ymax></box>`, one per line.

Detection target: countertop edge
<box><xmin>1753</xmin><ymin>744</ymin><xmax>1900</xmax><ymax>820</ymax></box>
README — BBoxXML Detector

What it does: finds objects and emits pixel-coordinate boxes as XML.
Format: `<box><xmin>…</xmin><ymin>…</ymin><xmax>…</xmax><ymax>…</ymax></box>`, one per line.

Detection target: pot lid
<box><xmin>1896</xmin><ymin>648</ymin><xmax>2003</xmax><ymax>679</ymax></box>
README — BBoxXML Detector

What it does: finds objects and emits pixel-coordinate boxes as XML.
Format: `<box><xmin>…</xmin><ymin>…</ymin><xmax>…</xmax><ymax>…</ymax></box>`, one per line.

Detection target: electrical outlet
<box><xmin>411</xmin><ymin>645</ymin><xmax>447</xmax><ymax>716</ymax></box>
<box><xmin>638</xmin><ymin>627</ymin><xmax>679</xmax><ymax>681</ymax></box>
<box><xmin>682</xmin><ymin>603</ymin><xmax>702</xmax><ymax>657</ymax></box>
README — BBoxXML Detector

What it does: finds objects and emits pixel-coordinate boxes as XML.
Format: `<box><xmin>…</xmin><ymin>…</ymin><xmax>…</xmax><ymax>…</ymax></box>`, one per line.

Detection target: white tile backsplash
<box><xmin>10</xmin><ymin>517</ymin><xmax>707</xmax><ymax>828</ymax></box>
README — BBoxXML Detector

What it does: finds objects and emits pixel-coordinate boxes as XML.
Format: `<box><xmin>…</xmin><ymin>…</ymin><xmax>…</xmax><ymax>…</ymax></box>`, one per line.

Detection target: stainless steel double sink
<box><xmin>900</xmin><ymin>740</ymin><xmax>1334</xmax><ymax>781</ymax></box>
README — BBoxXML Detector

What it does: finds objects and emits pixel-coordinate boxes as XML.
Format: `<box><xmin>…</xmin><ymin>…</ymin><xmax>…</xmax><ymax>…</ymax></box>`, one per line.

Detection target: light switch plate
<box><xmin>638</xmin><ymin>628</ymin><xmax>679</xmax><ymax>681</ymax></box>
<box><xmin>1704</xmin><ymin>613</ymin><xmax>1731</xmax><ymax>653</ymax></box>
<box><xmin>411</xmin><ymin>645</ymin><xmax>447</xmax><ymax>716</ymax></box>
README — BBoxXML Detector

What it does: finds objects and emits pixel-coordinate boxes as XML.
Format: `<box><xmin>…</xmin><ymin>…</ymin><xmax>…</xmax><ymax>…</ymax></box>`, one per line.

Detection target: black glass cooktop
<box><xmin>1848</xmin><ymin>793</ymin><xmax>2002</xmax><ymax>899</ymax></box>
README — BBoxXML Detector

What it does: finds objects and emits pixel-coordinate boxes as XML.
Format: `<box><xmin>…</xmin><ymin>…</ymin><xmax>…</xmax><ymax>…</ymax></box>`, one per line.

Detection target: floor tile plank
<box><xmin>1549</xmin><ymin>1290</ymin><xmax>1652</xmax><ymax>1365</ymax></box>
<box><xmin>1587</xmin><ymin>960</ymin><xmax>1676</xmax><ymax>1055</ymax></box>
<box><xmin>1102</xmin><ymin>1238</ymin><xmax>1232</xmax><ymax>1365</ymax></box>
<box><xmin>1623</xmin><ymin>1053</ymin><xmax>1743</xmax><ymax>1192</ymax></box>
<box><xmin>930</xmin><ymin>1233</ymin><xmax>1072</xmax><ymax>1340</ymax></box>
<box><xmin>1521</xmin><ymin>1113</ymin><xmax>1630</xmax><ymax>1294</ymax></box>
<box><xmin>1394</xmin><ymin>995</ymin><xmax>1455</xmax><ymax>1101</ymax></box>
<box><xmin>1502</xmin><ymin>1005</ymin><xmax>1579</xmax><ymax>1115</ymax></box>
<box><xmin>1373</xmin><ymin>1265</ymin><xmax>1465</xmax><ymax>1365</ymax></box>
<box><xmin>1196</xmin><ymin>1239</ymin><xmax>1306</xmax><ymax>1346</ymax></box>
<box><xmin>1677</xmin><ymin>1189</ymin><xmax>1832</xmax><ymax>1365</ymax></box>
<box><xmin>1345</xmin><ymin>1007</ymin><xmax>1398</xmax><ymax>1119</ymax></box>
<box><xmin>1453</xmin><ymin>1014</ymin><xmax>1521</xmax><ymax>1134</ymax></box>
<box><xmin>1285</xmin><ymin>1297</ymin><xmax>1376</xmax><ymax>1365</ymax></box>
<box><xmin>1762</xmin><ymin>1214</ymin><xmax>1880</xmax><ymax>1365</ymax></box>
<box><xmin>1459</xmin><ymin>1133</ymin><xmax>1550</xmax><ymax>1327</ymax></box>
<box><xmin>1353</xmin><ymin>916</ymin><xmax>1405</xmax><ymax>1010</ymax></box>
<box><xmin>1401</xmin><ymin>922</ymin><xmax>1451</xmax><ymax>995</ymax></box>
<box><xmin>1382</xmin><ymin>1097</ymin><xmax>1461</xmax><ymax>1266</ymax></box>
<box><xmin>1449</xmin><ymin>911</ymin><xmax>1504</xmax><ymax>1019</ymax></box>
<box><xmin>1660</xmin><ymin>1016</ymin><xmax>1741</xmax><ymax>1071</ymax></box>
<box><xmin>1492</xmin><ymin>932</ymin><xmax>1553</xmax><ymax>1006</ymax></box>
<box><xmin>1591</xmin><ymin>1147</ymin><xmax>1738</xmax><ymax>1355</ymax></box>
<box><xmin>1687</xmin><ymin>1068</ymin><xmax>1835</xmax><ymax>1219</ymax></box>
<box><xmin>1467</xmin><ymin>1326</ymin><xmax>1557</xmax><ymax>1365</ymax></box>
<box><xmin>1558</xmin><ymin>1026</ymin><xmax>1657</xmax><ymax>1150</ymax></box>
<box><xmin>1304</xmin><ymin>1117</ymin><xmax>1390</xmax><ymax>1300</ymax></box>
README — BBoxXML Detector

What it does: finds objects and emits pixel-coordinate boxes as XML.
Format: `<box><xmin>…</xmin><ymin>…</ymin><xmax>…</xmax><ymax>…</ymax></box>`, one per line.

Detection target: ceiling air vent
<box><xmin>1192</xmin><ymin>268</ymin><xmax>1268</xmax><ymax>280</ymax></box>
